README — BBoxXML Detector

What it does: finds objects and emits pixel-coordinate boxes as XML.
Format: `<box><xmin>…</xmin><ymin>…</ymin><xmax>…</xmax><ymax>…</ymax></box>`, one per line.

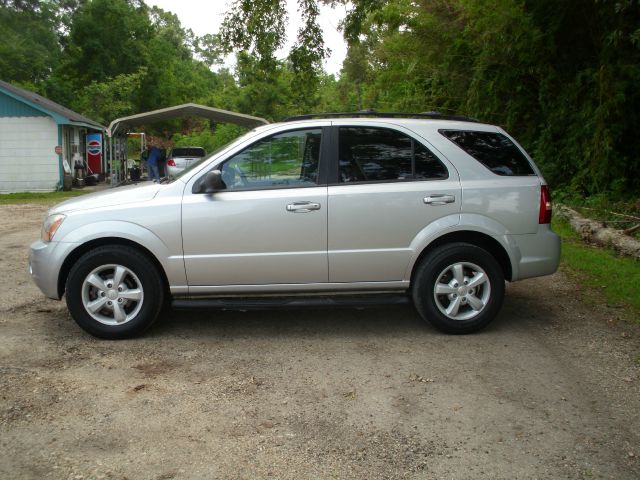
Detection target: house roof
<box><xmin>0</xmin><ymin>79</ymin><xmax>104</xmax><ymax>130</ymax></box>
<box><xmin>108</xmin><ymin>103</ymin><xmax>268</xmax><ymax>136</ymax></box>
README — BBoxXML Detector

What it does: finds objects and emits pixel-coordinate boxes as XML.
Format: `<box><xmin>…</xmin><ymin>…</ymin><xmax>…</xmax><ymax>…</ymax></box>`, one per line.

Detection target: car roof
<box><xmin>273</xmin><ymin>117</ymin><xmax>497</xmax><ymax>132</ymax></box>
<box><xmin>272</xmin><ymin>111</ymin><xmax>499</xmax><ymax>130</ymax></box>
<box><xmin>284</xmin><ymin>111</ymin><xmax>479</xmax><ymax>122</ymax></box>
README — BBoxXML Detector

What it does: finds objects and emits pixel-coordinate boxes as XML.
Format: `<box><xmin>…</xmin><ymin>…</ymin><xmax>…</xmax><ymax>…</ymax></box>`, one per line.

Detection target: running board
<box><xmin>172</xmin><ymin>294</ymin><xmax>410</xmax><ymax>311</ymax></box>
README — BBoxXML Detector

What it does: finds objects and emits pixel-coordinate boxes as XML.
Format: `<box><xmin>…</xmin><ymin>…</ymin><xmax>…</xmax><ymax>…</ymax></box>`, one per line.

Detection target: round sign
<box><xmin>87</xmin><ymin>140</ymin><xmax>101</xmax><ymax>155</ymax></box>
<box><xmin>55</xmin><ymin>145</ymin><xmax>62</xmax><ymax>155</ymax></box>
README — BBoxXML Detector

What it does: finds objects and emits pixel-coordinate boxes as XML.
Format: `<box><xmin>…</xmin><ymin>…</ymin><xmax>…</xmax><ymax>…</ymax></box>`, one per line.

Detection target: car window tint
<box><xmin>414</xmin><ymin>141</ymin><xmax>449</xmax><ymax>179</ymax></box>
<box><xmin>171</xmin><ymin>148</ymin><xmax>205</xmax><ymax>157</ymax></box>
<box><xmin>439</xmin><ymin>130</ymin><xmax>535</xmax><ymax>176</ymax></box>
<box><xmin>338</xmin><ymin>127</ymin><xmax>448</xmax><ymax>182</ymax></box>
<box><xmin>220</xmin><ymin>129</ymin><xmax>321</xmax><ymax>190</ymax></box>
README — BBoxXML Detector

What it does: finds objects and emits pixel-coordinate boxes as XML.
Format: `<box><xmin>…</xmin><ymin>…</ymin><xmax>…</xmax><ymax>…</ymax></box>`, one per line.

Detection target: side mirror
<box><xmin>204</xmin><ymin>170</ymin><xmax>226</xmax><ymax>193</ymax></box>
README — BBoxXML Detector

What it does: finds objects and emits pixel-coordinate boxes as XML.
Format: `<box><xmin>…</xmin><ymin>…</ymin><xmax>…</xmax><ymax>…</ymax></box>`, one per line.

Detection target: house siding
<box><xmin>0</xmin><ymin>117</ymin><xmax>60</xmax><ymax>193</ymax></box>
<box><xmin>0</xmin><ymin>91</ymin><xmax>47</xmax><ymax>117</ymax></box>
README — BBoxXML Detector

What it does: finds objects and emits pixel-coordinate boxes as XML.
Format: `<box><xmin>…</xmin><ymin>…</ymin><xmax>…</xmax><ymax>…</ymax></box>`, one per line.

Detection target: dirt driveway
<box><xmin>1</xmin><ymin>203</ymin><xmax>639</xmax><ymax>480</ymax></box>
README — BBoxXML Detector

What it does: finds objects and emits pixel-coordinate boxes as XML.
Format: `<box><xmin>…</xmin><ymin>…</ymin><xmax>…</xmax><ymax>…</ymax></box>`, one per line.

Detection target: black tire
<box><xmin>65</xmin><ymin>245</ymin><xmax>164</xmax><ymax>339</ymax></box>
<box><xmin>412</xmin><ymin>242</ymin><xmax>505</xmax><ymax>334</ymax></box>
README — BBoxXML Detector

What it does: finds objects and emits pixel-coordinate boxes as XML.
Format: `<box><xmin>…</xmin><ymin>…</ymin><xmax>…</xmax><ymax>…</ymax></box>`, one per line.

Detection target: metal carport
<box><xmin>106</xmin><ymin>103</ymin><xmax>269</xmax><ymax>184</ymax></box>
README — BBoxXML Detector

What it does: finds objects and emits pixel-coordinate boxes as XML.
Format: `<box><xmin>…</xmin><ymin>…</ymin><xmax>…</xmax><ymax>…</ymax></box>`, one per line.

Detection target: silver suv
<box><xmin>29</xmin><ymin>113</ymin><xmax>560</xmax><ymax>339</ymax></box>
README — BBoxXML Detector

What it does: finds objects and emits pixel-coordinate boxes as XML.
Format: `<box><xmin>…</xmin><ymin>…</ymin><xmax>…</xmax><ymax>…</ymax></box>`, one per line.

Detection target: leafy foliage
<box><xmin>220</xmin><ymin>0</ymin><xmax>330</xmax><ymax>117</ymax></box>
<box><xmin>172</xmin><ymin>123</ymin><xmax>248</xmax><ymax>154</ymax></box>
<box><xmin>0</xmin><ymin>0</ymin><xmax>62</xmax><ymax>85</ymax></box>
<box><xmin>62</xmin><ymin>0</ymin><xmax>152</xmax><ymax>85</ymax></box>
<box><xmin>73</xmin><ymin>69</ymin><xmax>147</xmax><ymax>126</ymax></box>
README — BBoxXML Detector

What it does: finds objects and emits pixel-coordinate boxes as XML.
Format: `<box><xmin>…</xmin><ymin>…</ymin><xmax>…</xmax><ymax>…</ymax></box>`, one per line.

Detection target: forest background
<box><xmin>1</xmin><ymin>0</ymin><xmax>639</xmax><ymax>200</ymax></box>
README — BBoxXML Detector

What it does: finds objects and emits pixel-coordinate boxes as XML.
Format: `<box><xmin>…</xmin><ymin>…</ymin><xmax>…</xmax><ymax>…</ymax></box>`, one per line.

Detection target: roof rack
<box><xmin>284</xmin><ymin>110</ymin><xmax>480</xmax><ymax>123</ymax></box>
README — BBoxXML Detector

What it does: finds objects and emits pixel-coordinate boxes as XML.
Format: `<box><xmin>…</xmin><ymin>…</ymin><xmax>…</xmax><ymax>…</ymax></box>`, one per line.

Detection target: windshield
<box><xmin>166</xmin><ymin>130</ymin><xmax>257</xmax><ymax>183</ymax></box>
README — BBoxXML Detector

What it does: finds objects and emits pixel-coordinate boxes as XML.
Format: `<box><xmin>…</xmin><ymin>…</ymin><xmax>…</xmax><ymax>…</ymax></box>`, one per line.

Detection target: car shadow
<box><xmin>149</xmin><ymin>304</ymin><xmax>429</xmax><ymax>339</ymax></box>
<box><xmin>144</xmin><ymin>295</ymin><xmax>523</xmax><ymax>340</ymax></box>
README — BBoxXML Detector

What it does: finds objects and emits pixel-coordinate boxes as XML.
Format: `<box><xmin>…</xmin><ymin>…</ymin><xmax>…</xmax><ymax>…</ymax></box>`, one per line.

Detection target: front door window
<box><xmin>220</xmin><ymin>129</ymin><xmax>322</xmax><ymax>190</ymax></box>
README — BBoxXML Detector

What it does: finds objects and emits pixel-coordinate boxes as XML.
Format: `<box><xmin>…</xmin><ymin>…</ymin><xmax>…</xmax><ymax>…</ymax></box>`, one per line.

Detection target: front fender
<box><xmin>57</xmin><ymin>220</ymin><xmax>187</xmax><ymax>287</ymax></box>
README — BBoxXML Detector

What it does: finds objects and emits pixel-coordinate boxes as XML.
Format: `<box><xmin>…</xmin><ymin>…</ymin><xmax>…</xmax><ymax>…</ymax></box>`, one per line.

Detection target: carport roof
<box><xmin>107</xmin><ymin>103</ymin><xmax>269</xmax><ymax>136</ymax></box>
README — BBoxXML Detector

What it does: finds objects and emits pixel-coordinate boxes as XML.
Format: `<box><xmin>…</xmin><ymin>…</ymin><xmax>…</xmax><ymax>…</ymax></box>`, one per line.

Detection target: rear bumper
<box><xmin>166</xmin><ymin>165</ymin><xmax>185</xmax><ymax>177</ymax></box>
<box><xmin>508</xmin><ymin>225</ymin><xmax>561</xmax><ymax>281</ymax></box>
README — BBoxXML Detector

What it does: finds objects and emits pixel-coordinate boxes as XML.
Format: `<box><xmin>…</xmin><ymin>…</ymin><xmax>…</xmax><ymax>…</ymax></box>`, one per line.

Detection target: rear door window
<box><xmin>338</xmin><ymin>127</ymin><xmax>448</xmax><ymax>183</ymax></box>
<box><xmin>439</xmin><ymin>130</ymin><xmax>534</xmax><ymax>176</ymax></box>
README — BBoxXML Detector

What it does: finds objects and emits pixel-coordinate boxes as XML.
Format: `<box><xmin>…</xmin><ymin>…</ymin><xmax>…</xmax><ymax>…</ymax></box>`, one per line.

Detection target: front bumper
<box><xmin>29</xmin><ymin>240</ymin><xmax>78</xmax><ymax>300</ymax></box>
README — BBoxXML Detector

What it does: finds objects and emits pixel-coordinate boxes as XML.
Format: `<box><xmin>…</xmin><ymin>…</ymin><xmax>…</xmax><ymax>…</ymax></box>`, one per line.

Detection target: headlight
<box><xmin>41</xmin><ymin>214</ymin><xmax>66</xmax><ymax>242</ymax></box>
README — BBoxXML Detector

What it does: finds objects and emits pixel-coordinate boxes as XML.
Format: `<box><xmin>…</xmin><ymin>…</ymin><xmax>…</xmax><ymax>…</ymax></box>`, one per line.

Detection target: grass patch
<box><xmin>553</xmin><ymin>216</ymin><xmax>640</xmax><ymax>323</ymax></box>
<box><xmin>0</xmin><ymin>190</ymin><xmax>89</xmax><ymax>205</ymax></box>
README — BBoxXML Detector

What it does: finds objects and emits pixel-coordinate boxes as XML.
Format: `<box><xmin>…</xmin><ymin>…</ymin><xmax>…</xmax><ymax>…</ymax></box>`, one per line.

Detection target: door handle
<box><xmin>423</xmin><ymin>194</ymin><xmax>456</xmax><ymax>205</ymax></box>
<box><xmin>286</xmin><ymin>201</ymin><xmax>321</xmax><ymax>213</ymax></box>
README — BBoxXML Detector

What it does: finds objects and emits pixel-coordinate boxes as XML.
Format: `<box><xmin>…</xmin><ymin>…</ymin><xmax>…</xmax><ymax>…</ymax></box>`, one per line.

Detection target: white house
<box><xmin>0</xmin><ymin>80</ymin><xmax>105</xmax><ymax>193</ymax></box>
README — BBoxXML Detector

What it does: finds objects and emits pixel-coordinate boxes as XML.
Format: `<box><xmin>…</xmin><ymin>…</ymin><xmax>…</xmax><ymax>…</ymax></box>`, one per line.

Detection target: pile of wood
<box><xmin>557</xmin><ymin>206</ymin><xmax>640</xmax><ymax>260</ymax></box>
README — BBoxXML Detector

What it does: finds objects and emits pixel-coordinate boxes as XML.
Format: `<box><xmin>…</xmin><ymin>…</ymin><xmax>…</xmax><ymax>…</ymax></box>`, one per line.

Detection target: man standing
<box><xmin>147</xmin><ymin>140</ymin><xmax>161</xmax><ymax>183</ymax></box>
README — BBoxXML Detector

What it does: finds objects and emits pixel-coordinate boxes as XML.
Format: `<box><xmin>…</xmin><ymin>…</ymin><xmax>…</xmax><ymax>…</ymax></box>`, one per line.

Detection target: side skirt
<box><xmin>172</xmin><ymin>293</ymin><xmax>411</xmax><ymax>311</ymax></box>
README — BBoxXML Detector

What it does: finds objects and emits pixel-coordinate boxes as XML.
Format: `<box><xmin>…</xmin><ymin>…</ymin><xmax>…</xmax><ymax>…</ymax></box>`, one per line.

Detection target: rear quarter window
<box><xmin>439</xmin><ymin>130</ymin><xmax>535</xmax><ymax>176</ymax></box>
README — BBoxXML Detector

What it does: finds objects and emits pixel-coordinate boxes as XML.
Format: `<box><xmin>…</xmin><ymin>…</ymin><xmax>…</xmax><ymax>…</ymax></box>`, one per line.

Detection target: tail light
<box><xmin>539</xmin><ymin>184</ymin><xmax>552</xmax><ymax>224</ymax></box>
<box><xmin>167</xmin><ymin>159</ymin><xmax>176</xmax><ymax>167</ymax></box>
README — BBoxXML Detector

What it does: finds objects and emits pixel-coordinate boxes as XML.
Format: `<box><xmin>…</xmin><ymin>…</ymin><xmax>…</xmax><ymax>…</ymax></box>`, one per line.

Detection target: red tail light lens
<box><xmin>167</xmin><ymin>159</ymin><xmax>176</xmax><ymax>167</ymax></box>
<box><xmin>539</xmin><ymin>185</ymin><xmax>552</xmax><ymax>224</ymax></box>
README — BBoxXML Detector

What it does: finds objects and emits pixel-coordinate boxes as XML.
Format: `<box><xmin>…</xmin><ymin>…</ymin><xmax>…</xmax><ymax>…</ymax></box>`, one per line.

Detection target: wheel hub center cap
<box><xmin>107</xmin><ymin>289</ymin><xmax>119</xmax><ymax>300</ymax></box>
<box><xmin>458</xmin><ymin>287</ymin><xmax>468</xmax><ymax>296</ymax></box>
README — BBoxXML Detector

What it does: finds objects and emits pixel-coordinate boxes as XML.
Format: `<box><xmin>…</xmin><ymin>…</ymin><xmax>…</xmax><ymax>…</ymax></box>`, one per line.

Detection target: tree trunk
<box><xmin>557</xmin><ymin>206</ymin><xmax>640</xmax><ymax>260</ymax></box>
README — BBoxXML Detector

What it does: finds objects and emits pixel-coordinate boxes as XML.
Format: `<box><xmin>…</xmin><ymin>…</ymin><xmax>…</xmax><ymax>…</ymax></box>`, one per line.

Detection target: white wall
<box><xmin>0</xmin><ymin>117</ymin><xmax>60</xmax><ymax>193</ymax></box>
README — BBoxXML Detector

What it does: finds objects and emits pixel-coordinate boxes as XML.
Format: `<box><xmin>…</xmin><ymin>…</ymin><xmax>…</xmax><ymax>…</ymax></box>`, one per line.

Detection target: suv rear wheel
<box><xmin>412</xmin><ymin>243</ymin><xmax>504</xmax><ymax>334</ymax></box>
<box><xmin>65</xmin><ymin>245</ymin><xmax>164</xmax><ymax>339</ymax></box>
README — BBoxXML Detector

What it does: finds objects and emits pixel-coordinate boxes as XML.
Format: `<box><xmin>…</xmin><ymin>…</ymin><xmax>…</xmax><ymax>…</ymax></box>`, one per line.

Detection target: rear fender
<box><xmin>406</xmin><ymin>213</ymin><xmax>519</xmax><ymax>281</ymax></box>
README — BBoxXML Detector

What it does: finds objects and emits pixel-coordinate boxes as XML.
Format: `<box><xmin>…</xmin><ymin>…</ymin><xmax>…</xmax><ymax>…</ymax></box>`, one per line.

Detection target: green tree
<box><xmin>172</xmin><ymin>122</ymin><xmax>247</xmax><ymax>153</ymax></box>
<box><xmin>73</xmin><ymin>68</ymin><xmax>147</xmax><ymax>125</ymax></box>
<box><xmin>61</xmin><ymin>0</ymin><xmax>152</xmax><ymax>85</ymax></box>
<box><xmin>220</xmin><ymin>0</ymin><xmax>330</xmax><ymax>117</ymax></box>
<box><xmin>233</xmin><ymin>51</ymin><xmax>294</xmax><ymax>120</ymax></box>
<box><xmin>45</xmin><ymin>1</ymin><xmax>229</xmax><ymax>127</ymax></box>
<box><xmin>0</xmin><ymin>0</ymin><xmax>62</xmax><ymax>86</ymax></box>
<box><xmin>288</xmin><ymin>0</ymin><xmax>329</xmax><ymax>112</ymax></box>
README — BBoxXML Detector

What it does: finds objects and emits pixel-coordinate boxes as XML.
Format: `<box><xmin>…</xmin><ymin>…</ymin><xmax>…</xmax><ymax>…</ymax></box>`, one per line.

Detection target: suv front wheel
<box><xmin>412</xmin><ymin>243</ymin><xmax>505</xmax><ymax>334</ymax></box>
<box><xmin>65</xmin><ymin>245</ymin><xmax>164</xmax><ymax>339</ymax></box>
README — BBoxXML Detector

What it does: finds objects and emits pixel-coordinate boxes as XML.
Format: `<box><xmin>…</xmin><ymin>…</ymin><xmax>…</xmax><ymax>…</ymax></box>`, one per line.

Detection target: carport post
<box><xmin>109</xmin><ymin>135</ymin><xmax>115</xmax><ymax>186</ymax></box>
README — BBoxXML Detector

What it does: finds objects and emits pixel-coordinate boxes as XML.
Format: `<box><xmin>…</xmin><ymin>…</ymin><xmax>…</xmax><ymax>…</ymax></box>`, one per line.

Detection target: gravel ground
<box><xmin>1</xmin><ymin>202</ymin><xmax>639</xmax><ymax>480</ymax></box>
